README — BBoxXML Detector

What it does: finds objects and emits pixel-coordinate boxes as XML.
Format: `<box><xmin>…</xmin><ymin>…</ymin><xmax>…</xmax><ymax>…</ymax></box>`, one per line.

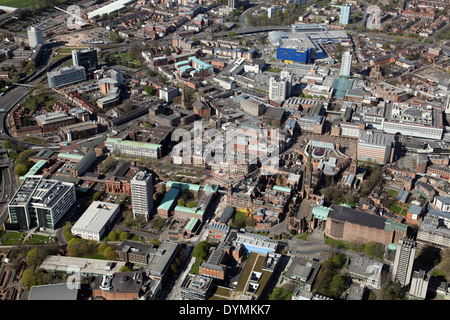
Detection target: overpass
<box><xmin>0</xmin><ymin>149</ymin><xmax>9</xmax><ymax>168</ymax></box>
<box><xmin>12</xmin><ymin>83</ymin><xmax>35</xmax><ymax>88</ymax></box>
<box><xmin>197</xmin><ymin>25</ymin><xmax>291</xmax><ymax>38</ymax></box>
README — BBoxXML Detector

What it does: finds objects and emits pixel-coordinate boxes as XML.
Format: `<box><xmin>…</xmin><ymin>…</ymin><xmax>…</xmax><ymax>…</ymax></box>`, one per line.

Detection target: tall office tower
<box><xmin>392</xmin><ymin>238</ymin><xmax>417</xmax><ymax>287</ymax></box>
<box><xmin>130</xmin><ymin>171</ymin><xmax>153</xmax><ymax>221</ymax></box>
<box><xmin>340</xmin><ymin>50</ymin><xmax>353</xmax><ymax>77</ymax></box>
<box><xmin>27</xmin><ymin>26</ymin><xmax>44</xmax><ymax>48</ymax></box>
<box><xmin>72</xmin><ymin>47</ymin><xmax>98</xmax><ymax>72</ymax></box>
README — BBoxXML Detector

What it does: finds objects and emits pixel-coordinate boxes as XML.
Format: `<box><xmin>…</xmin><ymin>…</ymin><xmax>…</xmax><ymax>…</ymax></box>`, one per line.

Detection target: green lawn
<box><xmin>388</xmin><ymin>189</ymin><xmax>399</xmax><ymax>198</ymax></box>
<box><xmin>389</xmin><ymin>202</ymin><xmax>408</xmax><ymax>216</ymax></box>
<box><xmin>0</xmin><ymin>0</ymin><xmax>40</xmax><ymax>8</ymax></box>
<box><xmin>25</xmin><ymin>234</ymin><xmax>56</xmax><ymax>244</ymax></box>
<box><xmin>0</xmin><ymin>231</ymin><xmax>24</xmax><ymax>245</ymax></box>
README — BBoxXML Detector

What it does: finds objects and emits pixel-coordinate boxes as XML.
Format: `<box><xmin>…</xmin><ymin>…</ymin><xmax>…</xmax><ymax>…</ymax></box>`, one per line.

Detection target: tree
<box><xmin>186</xmin><ymin>201</ymin><xmax>197</xmax><ymax>208</ymax></box>
<box><xmin>98</xmin><ymin>242</ymin><xmax>109</xmax><ymax>254</ymax></box>
<box><xmin>21</xmin><ymin>270</ymin><xmax>38</xmax><ymax>290</ymax></box>
<box><xmin>103</xmin><ymin>246</ymin><xmax>116</xmax><ymax>260</ymax></box>
<box><xmin>15</xmin><ymin>164</ymin><xmax>28</xmax><ymax>177</ymax></box>
<box><xmin>192</xmin><ymin>241</ymin><xmax>210</xmax><ymax>261</ymax></box>
<box><xmin>119</xmin><ymin>231</ymin><xmax>129</xmax><ymax>241</ymax></box>
<box><xmin>328</xmin><ymin>274</ymin><xmax>346</xmax><ymax>297</ymax></box>
<box><xmin>108</xmin><ymin>230</ymin><xmax>119</xmax><ymax>241</ymax></box>
<box><xmin>149</xmin><ymin>238</ymin><xmax>160</xmax><ymax>247</ymax></box>
<box><xmin>100</xmin><ymin>156</ymin><xmax>115</xmax><ymax>174</ymax></box>
<box><xmin>119</xmin><ymin>265</ymin><xmax>132</xmax><ymax>272</ymax></box>
<box><xmin>177</xmin><ymin>198</ymin><xmax>185</xmax><ymax>207</ymax></box>
<box><xmin>109</xmin><ymin>31</ymin><xmax>123</xmax><ymax>43</ymax></box>
<box><xmin>144</xmin><ymin>86</ymin><xmax>155</xmax><ymax>96</ymax></box>
<box><xmin>63</xmin><ymin>221</ymin><xmax>74</xmax><ymax>241</ymax></box>
<box><xmin>26</xmin><ymin>248</ymin><xmax>39</xmax><ymax>270</ymax></box>
<box><xmin>3</xmin><ymin>139</ymin><xmax>12</xmax><ymax>149</ymax></box>
<box><xmin>21</xmin><ymin>270</ymin><xmax>51</xmax><ymax>290</ymax></box>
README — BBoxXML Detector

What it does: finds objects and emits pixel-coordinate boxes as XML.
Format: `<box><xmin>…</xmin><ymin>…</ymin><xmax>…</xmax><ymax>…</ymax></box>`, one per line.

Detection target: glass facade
<box><xmin>72</xmin><ymin>49</ymin><xmax>98</xmax><ymax>72</ymax></box>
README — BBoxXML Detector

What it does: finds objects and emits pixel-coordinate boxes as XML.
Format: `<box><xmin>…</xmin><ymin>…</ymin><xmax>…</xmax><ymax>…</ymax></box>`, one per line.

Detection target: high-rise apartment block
<box><xmin>392</xmin><ymin>238</ymin><xmax>417</xmax><ymax>287</ymax></box>
<box><xmin>269</xmin><ymin>72</ymin><xmax>293</xmax><ymax>103</ymax></box>
<box><xmin>340</xmin><ymin>4</ymin><xmax>351</xmax><ymax>25</ymax></box>
<box><xmin>27</xmin><ymin>26</ymin><xmax>44</xmax><ymax>48</ymax></box>
<box><xmin>131</xmin><ymin>171</ymin><xmax>153</xmax><ymax>221</ymax></box>
<box><xmin>340</xmin><ymin>50</ymin><xmax>352</xmax><ymax>77</ymax></box>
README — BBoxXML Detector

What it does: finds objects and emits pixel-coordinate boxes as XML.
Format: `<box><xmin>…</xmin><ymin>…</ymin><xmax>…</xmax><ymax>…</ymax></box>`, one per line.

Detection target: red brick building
<box><xmin>192</xmin><ymin>100</ymin><xmax>211</xmax><ymax>117</ymax></box>
<box><xmin>325</xmin><ymin>205</ymin><xmax>408</xmax><ymax>246</ymax></box>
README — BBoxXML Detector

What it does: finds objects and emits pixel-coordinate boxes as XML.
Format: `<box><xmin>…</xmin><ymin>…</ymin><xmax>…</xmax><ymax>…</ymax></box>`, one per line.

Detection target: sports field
<box><xmin>0</xmin><ymin>0</ymin><xmax>41</xmax><ymax>8</ymax></box>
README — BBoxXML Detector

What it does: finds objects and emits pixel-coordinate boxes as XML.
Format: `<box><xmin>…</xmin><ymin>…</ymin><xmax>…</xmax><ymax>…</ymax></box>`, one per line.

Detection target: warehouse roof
<box><xmin>28</xmin><ymin>284</ymin><xmax>78</xmax><ymax>300</ymax></box>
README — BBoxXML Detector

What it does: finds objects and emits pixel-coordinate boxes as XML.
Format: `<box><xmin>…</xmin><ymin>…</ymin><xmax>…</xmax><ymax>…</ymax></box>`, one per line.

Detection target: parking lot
<box><xmin>54</xmin><ymin>27</ymin><xmax>110</xmax><ymax>46</ymax></box>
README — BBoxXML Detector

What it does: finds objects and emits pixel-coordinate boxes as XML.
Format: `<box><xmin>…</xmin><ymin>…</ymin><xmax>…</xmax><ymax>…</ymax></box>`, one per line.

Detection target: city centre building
<box><xmin>8</xmin><ymin>175</ymin><xmax>76</xmax><ymax>231</ymax></box>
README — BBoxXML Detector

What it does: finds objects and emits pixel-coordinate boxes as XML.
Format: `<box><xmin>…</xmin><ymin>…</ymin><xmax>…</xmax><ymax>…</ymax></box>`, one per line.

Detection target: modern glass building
<box><xmin>72</xmin><ymin>48</ymin><xmax>98</xmax><ymax>72</ymax></box>
<box><xmin>8</xmin><ymin>176</ymin><xmax>76</xmax><ymax>231</ymax></box>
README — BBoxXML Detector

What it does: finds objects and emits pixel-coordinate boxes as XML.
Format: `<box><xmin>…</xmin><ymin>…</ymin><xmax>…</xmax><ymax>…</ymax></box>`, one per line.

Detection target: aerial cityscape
<box><xmin>0</xmin><ymin>0</ymin><xmax>448</xmax><ymax>305</ymax></box>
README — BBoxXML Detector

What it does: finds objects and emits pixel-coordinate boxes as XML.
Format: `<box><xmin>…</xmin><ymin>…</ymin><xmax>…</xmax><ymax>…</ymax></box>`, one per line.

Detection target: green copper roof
<box><xmin>185</xmin><ymin>217</ymin><xmax>199</xmax><ymax>231</ymax></box>
<box><xmin>273</xmin><ymin>185</ymin><xmax>292</xmax><ymax>193</ymax></box>
<box><xmin>58</xmin><ymin>153</ymin><xmax>84</xmax><ymax>160</ymax></box>
<box><xmin>384</xmin><ymin>219</ymin><xmax>408</xmax><ymax>232</ymax></box>
<box><xmin>157</xmin><ymin>188</ymin><xmax>180</xmax><ymax>211</ymax></box>
<box><xmin>312</xmin><ymin>206</ymin><xmax>331</xmax><ymax>221</ymax></box>
<box><xmin>167</xmin><ymin>181</ymin><xmax>201</xmax><ymax>191</ymax></box>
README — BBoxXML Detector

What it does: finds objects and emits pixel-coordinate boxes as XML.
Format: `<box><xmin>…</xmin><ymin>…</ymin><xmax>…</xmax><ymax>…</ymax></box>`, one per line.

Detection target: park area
<box><xmin>0</xmin><ymin>0</ymin><xmax>39</xmax><ymax>8</ymax></box>
<box><xmin>0</xmin><ymin>231</ymin><xmax>56</xmax><ymax>245</ymax></box>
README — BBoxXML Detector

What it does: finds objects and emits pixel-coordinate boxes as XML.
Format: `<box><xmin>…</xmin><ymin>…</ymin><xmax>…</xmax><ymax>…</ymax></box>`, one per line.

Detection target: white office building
<box><xmin>71</xmin><ymin>201</ymin><xmax>121</xmax><ymax>241</ymax></box>
<box><xmin>27</xmin><ymin>26</ymin><xmax>44</xmax><ymax>48</ymax></box>
<box><xmin>47</xmin><ymin>65</ymin><xmax>86</xmax><ymax>89</ymax></box>
<box><xmin>131</xmin><ymin>171</ymin><xmax>153</xmax><ymax>221</ymax></box>
<box><xmin>8</xmin><ymin>176</ymin><xmax>76</xmax><ymax>231</ymax></box>
<box><xmin>105</xmin><ymin>138</ymin><xmax>162</xmax><ymax>159</ymax></box>
<box><xmin>340</xmin><ymin>50</ymin><xmax>352</xmax><ymax>77</ymax></box>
